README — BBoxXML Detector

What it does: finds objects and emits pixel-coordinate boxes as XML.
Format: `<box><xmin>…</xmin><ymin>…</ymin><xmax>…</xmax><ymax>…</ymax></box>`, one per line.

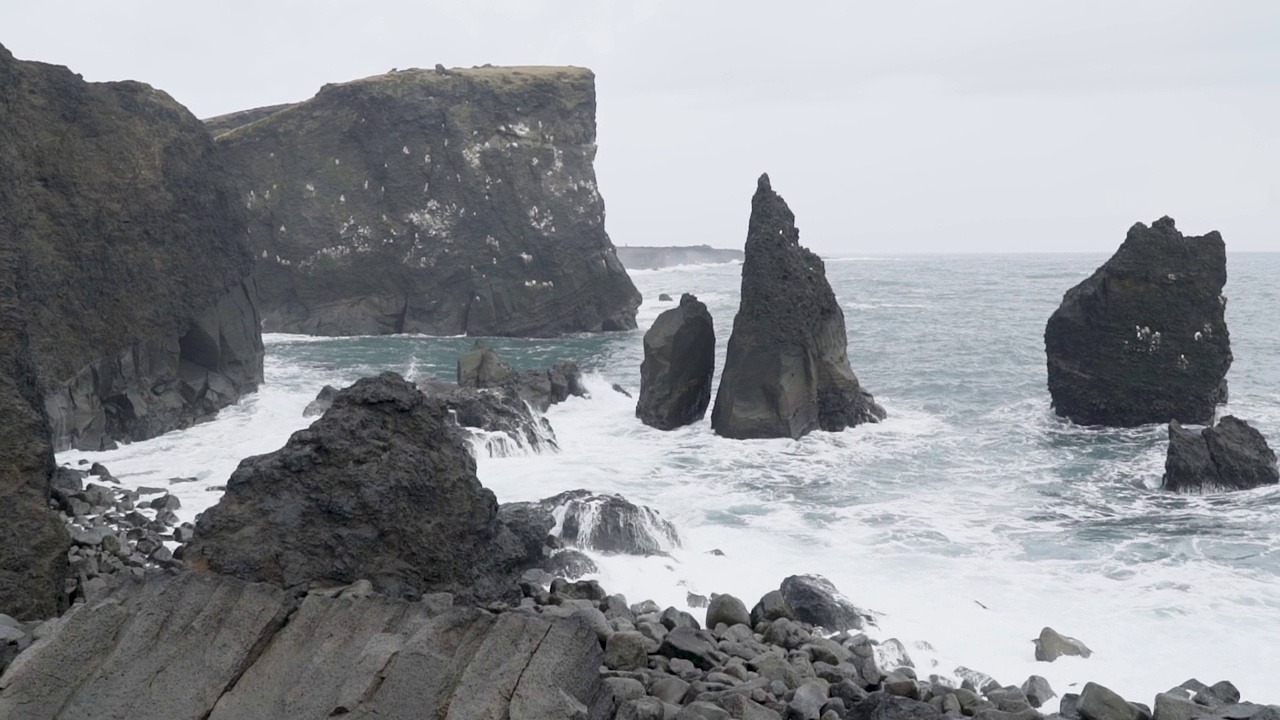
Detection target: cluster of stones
<box><xmin>48</xmin><ymin>463</ymin><xmax>190</xmax><ymax>605</ymax></box>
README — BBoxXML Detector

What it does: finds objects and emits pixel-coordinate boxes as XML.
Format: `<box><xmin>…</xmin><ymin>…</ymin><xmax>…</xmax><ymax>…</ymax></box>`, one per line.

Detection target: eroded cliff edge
<box><xmin>0</xmin><ymin>43</ymin><xmax>264</xmax><ymax>451</ymax></box>
<box><xmin>211</xmin><ymin>65</ymin><xmax>642</xmax><ymax>337</ymax></box>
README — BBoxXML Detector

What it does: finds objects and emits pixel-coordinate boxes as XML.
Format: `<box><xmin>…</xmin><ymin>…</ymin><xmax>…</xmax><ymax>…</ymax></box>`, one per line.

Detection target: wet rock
<box><xmin>780</xmin><ymin>574</ymin><xmax>874</xmax><ymax>632</ymax></box>
<box><xmin>752</xmin><ymin>590</ymin><xmax>797</xmax><ymax>626</ymax></box>
<box><xmin>1162</xmin><ymin>417</ymin><xmax>1278</xmax><ymax>493</ymax></box>
<box><xmin>712</xmin><ymin>173</ymin><xmax>884</xmax><ymax>439</ymax></box>
<box><xmin>455</xmin><ymin>343</ymin><xmax>587</xmax><ymax>412</ymax></box>
<box><xmin>658</xmin><ymin>293</ymin><xmax>674</xmax><ymax>301</ymax></box>
<box><xmin>1192</xmin><ymin>681</ymin><xmax>1241</xmax><ymax>708</ymax></box>
<box><xmin>1045</xmin><ymin>216</ymin><xmax>1231</xmax><ymax>427</ymax></box>
<box><xmin>539</xmin><ymin>489</ymin><xmax>679</xmax><ymax>556</ymax></box>
<box><xmin>688</xmin><ymin>592</ymin><xmax>709</xmax><ymax>608</ymax></box>
<box><xmin>849</xmin><ymin>691</ymin><xmax>943</xmax><ymax>720</ymax></box>
<box><xmin>1153</xmin><ymin>693</ymin><xmax>1210</xmax><ymax>720</ymax></box>
<box><xmin>1033</xmin><ymin>626</ymin><xmax>1092</xmax><ymax>662</ymax></box>
<box><xmin>707</xmin><ymin>593</ymin><xmax>752</xmax><ymax>629</ymax></box>
<box><xmin>186</xmin><ymin>373</ymin><xmax>548</xmax><ymax>602</ymax></box>
<box><xmin>1079</xmin><ymin>683</ymin><xmax>1140</xmax><ymax>720</ymax></box>
<box><xmin>637</xmin><ymin>293</ymin><xmax>716</xmax><ymax>430</ymax></box>
<box><xmin>302</xmin><ymin>385</ymin><xmax>338</xmax><ymax>417</ymax></box>
<box><xmin>1021</xmin><ymin>676</ymin><xmax>1056</xmax><ymax>709</ymax></box>
<box><xmin>544</xmin><ymin>548</ymin><xmax>598</xmax><ymax>579</ymax></box>
<box><xmin>605</xmin><ymin>631</ymin><xmax>649</xmax><ymax>671</ymax></box>
<box><xmin>659</xmin><ymin>627</ymin><xmax>719</xmax><ymax>670</ymax></box>
<box><xmin>418</xmin><ymin>378</ymin><xmax>559</xmax><ymax>456</ymax></box>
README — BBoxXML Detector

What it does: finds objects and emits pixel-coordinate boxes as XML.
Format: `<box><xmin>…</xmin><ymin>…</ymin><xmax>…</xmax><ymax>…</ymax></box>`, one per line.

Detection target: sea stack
<box><xmin>711</xmin><ymin>174</ymin><xmax>884</xmax><ymax>439</ymax></box>
<box><xmin>210</xmin><ymin>66</ymin><xmax>641</xmax><ymax>337</ymax></box>
<box><xmin>636</xmin><ymin>293</ymin><xmax>716</xmax><ymax>430</ymax></box>
<box><xmin>1045</xmin><ymin>217</ymin><xmax>1231</xmax><ymax>427</ymax></box>
<box><xmin>1163</xmin><ymin>417</ymin><xmax>1278</xmax><ymax>493</ymax></box>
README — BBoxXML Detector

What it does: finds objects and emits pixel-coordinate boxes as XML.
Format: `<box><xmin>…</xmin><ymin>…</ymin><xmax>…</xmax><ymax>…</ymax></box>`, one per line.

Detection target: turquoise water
<box><xmin>62</xmin><ymin>253</ymin><xmax>1280</xmax><ymax>700</ymax></box>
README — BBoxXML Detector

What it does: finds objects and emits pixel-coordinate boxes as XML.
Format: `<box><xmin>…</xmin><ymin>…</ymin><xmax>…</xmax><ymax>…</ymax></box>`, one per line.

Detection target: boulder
<box><xmin>302</xmin><ymin>385</ymin><xmax>339</xmax><ymax>417</ymax></box>
<box><xmin>538</xmin><ymin>489</ymin><xmax>680</xmax><ymax>555</ymax></box>
<box><xmin>1078</xmin><ymin>682</ymin><xmax>1140</xmax><ymax>720</ymax></box>
<box><xmin>637</xmin><ymin>293</ymin><xmax>716</xmax><ymax>430</ymax></box>
<box><xmin>185</xmin><ymin>372</ymin><xmax>550</xmax><ymax>601</ymax></box>
<box><xmin>711</xmin><ymin>174</ymin><xmax>884</xmax><ymax>439</ymax></box>
<box><xmin>456</xmin><ymin>343</ymin><xmax>587</xmax><ymax>412</ymax></box>
<box><xmin>1045</xmin><ymin>217</ymin><xmax>1231</xmax><ymax>427</ymax></box>
<box><xmin>706</xmin><ymin>593</ymin><xmax>751</xmax><ymax>629</ymax></box>
<box><xmin>780</xmin><ymin>574</ymin><xmax>874</xmax><ymax>631</ymax></box>
<box><xmin>1162</xmin><ymin>417</ymin><xmax>1278</xmax><ymax>492</ymax></box>
<box><xmin>0</xmin><ymin>43</ymin><xmax>263</xmax><ymax>452</ymax></box>
<box><xmin>213</xmin><ymin>66</ymin><xmax>641</xmax><ymax>338</ymax></box>
<box><xmin>1034</xmin><ymin>626</ymin><xmax>1092</xmax><ymax>662</ymax></box>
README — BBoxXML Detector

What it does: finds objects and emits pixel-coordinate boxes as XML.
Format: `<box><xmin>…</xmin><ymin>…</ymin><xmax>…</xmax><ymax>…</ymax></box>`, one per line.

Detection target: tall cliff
<box><xmin>0</xmin><ymin>42</ymin><xmax>264</xmax><ymax>452</ymax></box>
<box><xmin>210</xmin><ymin>65</ymin><xmax>641</xmax><ymax>337</ymax></box>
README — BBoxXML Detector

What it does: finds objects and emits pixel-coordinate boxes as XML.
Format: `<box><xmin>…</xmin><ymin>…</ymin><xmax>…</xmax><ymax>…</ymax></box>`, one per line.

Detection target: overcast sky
<box><xmin>4</xmin><ymin>1</ymin><xmax>1277</xmax><ymax>254</ymax></box>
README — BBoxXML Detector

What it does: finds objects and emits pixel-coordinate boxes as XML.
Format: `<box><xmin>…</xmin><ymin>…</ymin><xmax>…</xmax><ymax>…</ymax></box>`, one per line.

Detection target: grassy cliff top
<box><xmin>213</xmin><ymin>65</ymin><xmax>594</xmax><ymax>139</ymax></box>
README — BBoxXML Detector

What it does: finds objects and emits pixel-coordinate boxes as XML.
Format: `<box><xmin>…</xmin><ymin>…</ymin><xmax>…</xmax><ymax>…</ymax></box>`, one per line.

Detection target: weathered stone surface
<box><xmin>712</xmin><ymin>174</ymin><xmax>884</xmax><ymax>439</ymax></box>
<box><xmin>0</xmin><ymin>240</ymin><xmax>68</xmax><ymax>620</ymax></box>
<box><xmin>0</xmin><ymin>573</ymin><xmax>290</xmax><ymax>720</ymax></box>
<box><xmin>539</xmin><ymin>489</ymin><xmax>680</xmax><ymax>556</ymax></box>
<box><xmin>605</xmin><ymin>631</ymin><xmax>649</xmax><ymax>671</ymax></box>
<box><xmin>849</xmin><ymin>691</ymin><xmax>943</xmax><ymax>720</ymax></box>
<box><xmin>1045</xmin><ymin>217</ymin><xmax>1231</xmax><ymax>427</ymax></box>
<box><xmin>1033</xmin><ymin>626</ymin><xmax>1092</xmax><ymax>662</ymax></box>
<box><xmin>455</xmin><ymin>343</ymin><xmax>587</xmax><ymax>412</ymax></box>
<box><xmin>214</xmin><ymin>66</ymin><xmax>641</xmax><ymax>338</ymax></box>
<box><xmin>302</xmin><ymin>385</ymin><xmax>338</xmax><ymax>417</ymax></box>
<box><xmin>2</xmin><ymin>572</ymin><xmax>603</xmax><ymax>720</ymax></box>
<box><xmin>186</xmin><ymin>373</ymin><xmax>548</xmax><ymax>601</ymax></box>
<box><xmin>706</xmin><ymin>593</ymin><xmax>751</xmax><ymax>629</ymax></box>
<box><xmin>1162</xmin><ymin>417</ymin><xmax>1278</xmax><ymax>493</ymax></box>
<box><xmin>1022</xmin><ymin>675</ymin><xmax>1056</xmax><ymax>709</ymax></box>
<box><xmin>1078</xmin><ymin>682</ymin><xmax>1140</xmax><ymax>720</ymax></box>
<box><xmin>0</xmin><ymin>44</ymin><xmax>263</xmax><ymax>452</ymax></box>
<box><xmin>780</xmin><ymin>574</ymin><xmax>873</xmax><ymax>632</ymax></box>
<box><xmin>637</xmin><ymin>293</ymin><xmax>716</xmax><ymax>430</ymax></box>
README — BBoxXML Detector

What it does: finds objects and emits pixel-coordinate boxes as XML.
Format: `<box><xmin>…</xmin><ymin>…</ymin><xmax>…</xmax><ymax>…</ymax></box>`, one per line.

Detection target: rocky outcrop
<box><xmin>416</xmin><ymin>378</ymin><xmax>559</xmax><ymax>456</ymax></box>
<box><xmin>214</xmin><ymin>65</ymin><xmax>642</xmax><ymax>337</ymax></box>
<box><xmin>0</xmin><ymin>572</ymin><xmax>603</xmax><ymax>720</ymax></box>
<box><xmin>1163</xmin><ymin>417</ymin><xmax>1278</xmax><ymax>493</ymax></box>
<box><xmin>637</xmin><ymin>293</ymin><xmax>716</xmax><ymax>430</ymax></box>
<box><xmin>536</xmin><ymin>490</ymin><xmax>680</xmax><ymax>556</ymax></box>
<box><xmin>0</xmin><ymin>43</ymin><xmax>264</xmax><ymax>452</ymax></box>
<box><xmin>186</xmin><ymin>373</ymin><xmax>552</xmax><ymax>602</ymax></box>
<box><xmin>616</xmin><ymin>244</ymin><xmax>744</xmax><ymax>270</ymax></box>
<box><xmin>779</xmin><ymin>574</ymin><xmax>876</xmax><ymax>632</ymax></box>
<box><xmin>1034</xmin><ymin>626</ymin><xmax>1093</xmax><ymax>662</ymax></box>
<box><xmin>711</xmin><ymin>174</ymin><xmax>885</xmax><ymax>439</ymax></box>
<box><xmin>1045</xmin><ymin>217</ymin><xmax>1232</xmax><ymax>427</ymax></box>
<box><xmin>456</xmin><ymin>342</ymin><xmax>586</xmax><ymax>412</ymax></box>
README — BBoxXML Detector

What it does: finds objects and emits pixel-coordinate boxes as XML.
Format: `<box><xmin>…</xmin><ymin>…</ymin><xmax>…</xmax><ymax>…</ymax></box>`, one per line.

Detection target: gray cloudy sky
<box><xmin>4</xmin><ymin>1</ymin><xmax>1278</xmax><ymax>254</ymax></box>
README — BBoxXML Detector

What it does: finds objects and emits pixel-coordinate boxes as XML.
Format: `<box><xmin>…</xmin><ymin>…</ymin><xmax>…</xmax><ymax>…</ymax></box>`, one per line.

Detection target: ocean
<box><xmin>59</xmin><ymin>253</ymin><xmax>1280</xmax><ymax>702</ymax></box>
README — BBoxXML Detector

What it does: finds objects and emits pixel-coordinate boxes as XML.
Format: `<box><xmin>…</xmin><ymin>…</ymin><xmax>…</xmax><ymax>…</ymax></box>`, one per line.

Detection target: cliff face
<box><xmin>0</xmin><ymin>42</ymin><xmax>264</xmax><ymax>451</ymax></box>
<box><xmin>212</xmin><ymin>66</ymin><xmax>641</xmax><ymax>337</ymax></box>
<box><xmin>1045</xmin><ymin>217</ymin><xmax>1231</xmax><ymax>427</ymax></box>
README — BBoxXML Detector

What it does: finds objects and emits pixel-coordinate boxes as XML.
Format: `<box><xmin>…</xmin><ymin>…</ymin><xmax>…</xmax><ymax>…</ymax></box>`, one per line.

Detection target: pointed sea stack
<box><xmin>1045</xmin><ymin>217</ymin><xmax>1231</xmax><ymax>427</ymax></box>
<box><xmin>637</xmin><ymin>293</ymin><xmax>716</xmax><ymax>430</ymax></box>
<box><xmin>1163</xmin><ymin>416</ymin><xmax>1278</xmax><ymax>493</ymax></box>
<box><xmin>711</xmin><ymin>174</ymin><xmax>884</xmax><ymax>439</ymax></box>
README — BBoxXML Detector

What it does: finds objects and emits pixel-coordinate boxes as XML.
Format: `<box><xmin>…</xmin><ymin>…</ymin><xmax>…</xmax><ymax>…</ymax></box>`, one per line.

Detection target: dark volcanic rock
<box><xmin>1045</xmin><ymin>217</ymin><xmax>1231</xmax><ymax>427</ymax></box>
<box><xmin>302</xmin><ymin>385</ymin><xmax>339</xmax><ymax>417</ymax></box>
<box><xmin>215</xmin><ymin>66</ymin><xmax>641</xmax><ymax>337</ymax></box>
<box><xmin>186</xmin><ymin>372</ymin><xmax>548</xmax><ymax>601</ymax></box>
<box><xmin>637</xmin><ymin>293</ymin><xmax>716</xmax><ymax>430</ymax></box>
<box><xmin>1034</xmin><ymin>626</ymin><xmax>1093</xmax><ymax>662</ymax></box>
<box><xmin>456</xmin><ymin>342</ymin><xmax>586</xmax><ymax>412</ymax></box>
<box><xmin>417</xmin><ymin>378</ymin><xmax>559</xmax><ymax>456</ymax></box>
<box><xmin>538</xmin><ymin>489</ymin><xmax>680</xmax><ymax>556</ymax></box>
<box><xmin>780</xmin><ymin>574</ymin><xmax>874</xmax><ymax>631</ymax></box>
<box><xmin>1163</xmin><ymin>416</ymin><xmax>1278</xmax><ymax>493</ymax></box>
<box><xmin>711</xmin><ymin>174</ymin><xmax>884</xmax><ymax>439</ymax></box>
<box><xmin>0</xmin><ymin>239</ymin><xmax>69</xmax><ymax>619</ymax></box>
<box><xmin>0</xmin><ymin>44</ymin><xmax>263</xmax><ymax>453</ymax></box>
